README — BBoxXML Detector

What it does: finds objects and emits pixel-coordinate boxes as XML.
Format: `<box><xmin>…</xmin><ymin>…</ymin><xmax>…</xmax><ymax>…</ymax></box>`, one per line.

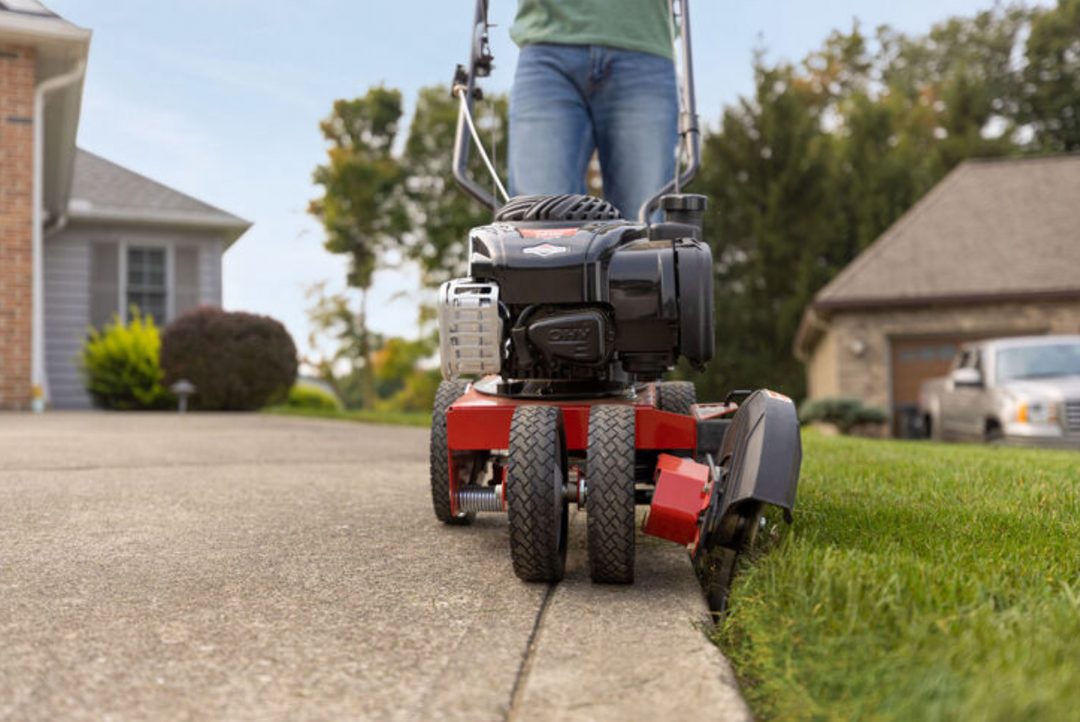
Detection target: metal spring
<box><xmin>456</xmin><ymin>485</ymin><xmax>504</xmax><ymax>513</ymax></box>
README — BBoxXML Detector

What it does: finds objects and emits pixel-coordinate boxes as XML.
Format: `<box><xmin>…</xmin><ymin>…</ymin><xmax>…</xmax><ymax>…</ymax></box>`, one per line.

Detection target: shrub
<box><xmin>79</xmin><ymin>311</ymin><xmax>172</xmax><ymax>410</ymax></box>
<box><xmin>798</xmin><ymin>396</ymin><xmax>889</xmax><ymax>435</ymax></box>
<box><xmin>160</xmin><ymin>308</ymin><xmax>298</xmax><ymax>411</ymax></box>
<box><xmin>285</xmin><ymin>382</ymin><xmax>344</xmax><ymax>411</ymax></box>
<box><xmin>377</xmin><ymin>369</ymin><xmax>441</xmax><ymax>413</ymax></box>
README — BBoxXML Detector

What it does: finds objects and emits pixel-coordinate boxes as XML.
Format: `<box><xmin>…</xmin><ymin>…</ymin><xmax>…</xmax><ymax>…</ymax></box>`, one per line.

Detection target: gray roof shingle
<box><xmin>69</xmin><ymin>149</ymin><xmax>249</xmax><ymax>234</ymax></box>
<box><xmin>814</xmin><ymin>154</ymin><xmax>1080</xmax><ymax>307</ymax></box>
<box><xmin>0</xmin><ymin>0</ymin><xmax>56</xmax><ymax>17</ymax></box>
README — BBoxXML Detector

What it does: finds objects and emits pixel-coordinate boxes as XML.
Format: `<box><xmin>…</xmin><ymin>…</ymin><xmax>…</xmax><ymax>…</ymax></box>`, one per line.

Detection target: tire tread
<box><xmin>657</xmin><ymin>381</ymin><xmax>696</xmax><ymax>416</ymax></box>
<box><xmin>429</xmin><ymin>380</ymin><xmax>472</xmax><ymax>525</ymax></box>
<box><xmin>587</xmin><ymin>405</ymin><xmax>637</xmax><ymax>584</ymax></box>
<box><xmin>507</xmin><ymin>406</ymin><xmax>567</xmax><ymax>583</ymax></box>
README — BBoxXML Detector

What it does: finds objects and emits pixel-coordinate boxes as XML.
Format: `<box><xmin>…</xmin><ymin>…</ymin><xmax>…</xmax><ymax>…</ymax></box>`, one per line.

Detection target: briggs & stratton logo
<box><xmin>523</xmin><ymin>243</ymin><xmax>569</xmax><ymax>258</ymax></box>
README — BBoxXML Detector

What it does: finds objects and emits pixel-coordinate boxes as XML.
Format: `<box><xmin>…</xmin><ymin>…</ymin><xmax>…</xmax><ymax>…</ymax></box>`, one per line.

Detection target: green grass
<box><xmin>263</xmin><ymin>405</ymin><xmax>430</xmax><ymax>427</ymax></box>
<box><xmin>719</xmin><ymin>433</ymin><xmax>1080</xmax><ymax>722</ymax></box>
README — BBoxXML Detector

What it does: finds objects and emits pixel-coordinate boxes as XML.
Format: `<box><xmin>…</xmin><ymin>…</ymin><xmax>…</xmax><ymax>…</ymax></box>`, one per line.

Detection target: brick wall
<box><xmin>0</xmin><ymin>44</ymin><xmax>35</xmax><ymax>409</ymax></box>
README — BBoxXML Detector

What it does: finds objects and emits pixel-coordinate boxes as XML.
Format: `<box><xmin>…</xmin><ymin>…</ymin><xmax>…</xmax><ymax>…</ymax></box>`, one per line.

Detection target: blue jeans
<box><xmin>509</xmin><ymin>44</ymin><xmax>678</xmax><ymax>220</ymax></box>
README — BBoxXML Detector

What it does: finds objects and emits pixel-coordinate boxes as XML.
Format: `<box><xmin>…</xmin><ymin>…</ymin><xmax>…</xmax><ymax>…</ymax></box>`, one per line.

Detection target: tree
<box><xmin>303</xmin><ymin>281</ymin><xmax>385</xmax><ymax>410</ymax></box>
<box><xmin>1021</xmin><ymin>0</ymin><xmax>1080</xmax><ymax>151</ymax></box>
<box><xmin>401</xmin><ymin>85</ymin><xmax>508</xmax><ymax>285</ymax></box>
<box><xmin>309</xmin><ymin>87</ymin><xmax>409</xmax><ymax>408</ymax></box>
<box><xmin>687</xmin><ymin>6</ymin><xmax>1040</xmax><ymax>400</ymax></box>
<box><xmin>689</xmin><ymin>60</ymin><xmax>838</xmax><ymax>402</ymax></box>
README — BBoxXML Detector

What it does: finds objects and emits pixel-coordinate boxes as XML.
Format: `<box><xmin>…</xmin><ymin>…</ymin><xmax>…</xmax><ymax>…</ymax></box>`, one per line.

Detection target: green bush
<box><xmin>79</xmin><ymin>311</ymin><xmax>172</xmax><ymax>410</ymax></box>
<box><xmin>285</xmin><ymin>383</ymin><xmax>343</xmax><ymax>411</ymax></box>
<box><xmin>798</xmin><ymin>396</ymin><xmax>889</xmax><ymax>434</ymax></box>
<box><xmin>377</xmin><ymin>369</ymin><xmax>441</xmax><ymax>413</ymax></box>
<box><xmin>160</xmin><ymin>308</ymin><xmax>298</xmax><ymax>411</ymax></box>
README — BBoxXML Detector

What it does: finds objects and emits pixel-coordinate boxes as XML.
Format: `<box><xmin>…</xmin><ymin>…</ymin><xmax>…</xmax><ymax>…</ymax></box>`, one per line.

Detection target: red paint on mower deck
<box><xmin>642</xmin><ymin>454</ymin><xmax>712</xmax><ymax>546</ymax></box>
<box><xmin>443</xmin><ymin>380</ymin><xmax>711</xmax><ymax>517</ymax></box>
<box><xmin>445</xmin><ymin>383</ymin><xmax>697</xmax><ymax>452</ymax></box>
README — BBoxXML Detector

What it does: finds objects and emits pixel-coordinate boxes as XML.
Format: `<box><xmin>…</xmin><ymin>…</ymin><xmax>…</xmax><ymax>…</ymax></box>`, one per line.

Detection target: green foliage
<box><xmin>717</xmin><ymin>433</ymin><xmax>1080</xmax><ymax>722</ymax></box>
<box><xmin>78</xmin><ymin>311</ymin><xmax>172</xmax><ymax>410</ymax></box>
<box><xmin>1020</xmin><ymin>0</ymin><xmax>1080</xmax><ymax>152</ymax></box>
<box><xmin>304</xmin><ymin>281</ymin><xmax>383</xmax><ymax>410</ymax></box>
<box><xmin>798</xmin><ymin>396</ymin><xmax>889</xmax><ymax>433</ymax></box>
<box><xmin>309</xmin><ymin>87</ymin><xmax>409</xmax><ymax>408</ymax></box>
<box><xmin>686</xmin><ymin>4</ymin><xmax>1073</xmax><ymax>401</ymax></box>
<box><xmin>310</xmin><ymin>87</ymin><xmax>409</xmax><ymax>289</ymax></box>
<box><xmin>402</xmin><ymin>85</ymin><xmax>508</xmax><ymax>284</ymax></box>
<box><xmin>285</xmin><ymin>383</ymin><xmax>343</xmax><ymax>411</ymax></box>
<box><xmin>160</xmin><ymin>308</ymin><xmax>298</xmax><ymax>411</ymax></box>
<box><xmin>373</xmin><ymin>336</ymin><xmax>433</xmax><ymax>393</ymax></box>
<box><xmin>378</xmin><ymin>369</ymin><xmax>442</xmax><ymax>414</ymax></box>
<box><xmin>690</xmin><ymin>58</ymin><xmax>838</xmax><ymax>402</ymax></box>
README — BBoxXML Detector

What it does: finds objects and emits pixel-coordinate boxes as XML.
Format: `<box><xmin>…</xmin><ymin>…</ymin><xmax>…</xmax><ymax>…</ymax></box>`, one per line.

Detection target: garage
<box><xmin>795</xmin><ymin>155</ymin><xmax>1080</xmax><ymax>437</ymax></box>
<box><xmin>889</xmin><ymin>336</ymin><xmax>963</xmax><ymax>436</ymax></box>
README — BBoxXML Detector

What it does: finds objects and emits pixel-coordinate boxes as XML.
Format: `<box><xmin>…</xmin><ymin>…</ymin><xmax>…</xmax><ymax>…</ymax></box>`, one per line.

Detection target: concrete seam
<box><xmin>505</xmin><ymin>582</ymin><xmax>556</xmax><ymax>722</ymax></box>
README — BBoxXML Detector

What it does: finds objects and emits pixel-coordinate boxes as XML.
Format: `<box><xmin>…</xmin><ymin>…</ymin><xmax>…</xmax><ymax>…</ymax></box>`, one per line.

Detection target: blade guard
<box><xmin>695</xmin><ymin>389</ymin><xmax>802</xmax><ymax>556</ymax></box>
<box><xmin>717</xmin><ymin>389</ymin><xmax>801</xmax><ymax>521</ymax></box>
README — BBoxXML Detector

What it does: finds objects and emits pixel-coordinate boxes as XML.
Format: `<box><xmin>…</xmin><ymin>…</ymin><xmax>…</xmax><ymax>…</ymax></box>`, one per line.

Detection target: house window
<box><xmin>126</xmin><ymin>247</ymin><xmax>168</xmax><ymax>323</ymax></box>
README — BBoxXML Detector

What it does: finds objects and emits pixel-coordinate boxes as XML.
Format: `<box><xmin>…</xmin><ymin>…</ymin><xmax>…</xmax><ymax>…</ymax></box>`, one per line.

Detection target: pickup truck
<box><xmin>919</xmin><ymin>335</ymin><xmax>1080</xmax><ymax>448</ymax></box>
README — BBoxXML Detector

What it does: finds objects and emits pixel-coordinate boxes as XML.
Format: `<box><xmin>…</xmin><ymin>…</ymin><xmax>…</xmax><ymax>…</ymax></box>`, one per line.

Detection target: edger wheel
<box><xmin>696</xmin><ymin>508</ymin><xmax>763</xmax><ymax>614</ymax></box>
<box><xmin>657</xmin><ymin>381</ymin><xmax>696</xmax><ymax>416</ymax></box>
<box><xmin>507</xmin><ymin>405</ymin><xmax>569</xmax><ymax>583</ymax></box>
<box><xmin>586</xmin><ymin>405</ymin><xmax>636</xmax><ymax>584</ymax></box>
<box><xmin>429</xmin><ymin>380</ymin><xmax>474</xmax><ymax>525</ymax></box>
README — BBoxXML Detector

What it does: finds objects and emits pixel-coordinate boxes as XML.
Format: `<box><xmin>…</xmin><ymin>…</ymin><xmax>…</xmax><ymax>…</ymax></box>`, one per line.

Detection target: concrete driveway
<box><xmin>0</xmin><ymin>413</ymin><xmax>749</xmax><ymax>721</ymax></box>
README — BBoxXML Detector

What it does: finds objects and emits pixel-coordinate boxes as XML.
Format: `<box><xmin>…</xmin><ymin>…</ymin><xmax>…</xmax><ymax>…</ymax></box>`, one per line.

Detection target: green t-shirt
<box><xmin>510</xmin><ymin>0</ymin><xmax>674</xmax><ymax>60</ymax></box>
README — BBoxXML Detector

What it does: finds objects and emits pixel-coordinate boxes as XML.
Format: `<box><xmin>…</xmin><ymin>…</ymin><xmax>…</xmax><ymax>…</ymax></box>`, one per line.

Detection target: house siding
<box><xmin>45</xmin><ymin>222</ymin><xmax>229</xmax><ymax>409</ymax></box>
<box><xmin>44</xmin><ymin>230</ymin><xmax>92</xmax><ymax>408</ymax></box>
<box><xmin>806</xmin><ymin>330</ymin><xmax>839</xmax><ymax>399</ymax></box>
<box><xmin>199</xmin><ymin>237</ymin><xmax>223</xmax><ymax>306</ymax></box>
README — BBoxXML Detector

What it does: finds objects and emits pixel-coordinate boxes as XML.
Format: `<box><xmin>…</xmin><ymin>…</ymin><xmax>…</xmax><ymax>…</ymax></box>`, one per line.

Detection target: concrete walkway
<box><xmin>0</xmin><ymin>413</ymin><xmax>750</xmax><ymax>722</ymax></box>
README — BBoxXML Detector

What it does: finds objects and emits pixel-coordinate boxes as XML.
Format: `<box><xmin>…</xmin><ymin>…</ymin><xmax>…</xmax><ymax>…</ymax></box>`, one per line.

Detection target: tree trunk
<box><xmin>358</xmin><ymin>287</ymin><xmax>376</xmax><ymax>410</ymax></box>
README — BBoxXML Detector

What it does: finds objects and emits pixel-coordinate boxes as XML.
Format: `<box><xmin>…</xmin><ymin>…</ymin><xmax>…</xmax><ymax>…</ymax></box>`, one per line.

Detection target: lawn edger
<box><xmin>431</xmin><ymin>0</ymin><xmax>801</xmax><ymax>605</ymax></box>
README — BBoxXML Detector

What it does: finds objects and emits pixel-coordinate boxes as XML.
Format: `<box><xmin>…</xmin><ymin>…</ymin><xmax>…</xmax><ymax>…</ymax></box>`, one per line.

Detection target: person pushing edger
<box><xmin>438</xmin><ymin>0</ymin><xmax>801</xmax><ymax>608</ymax></box>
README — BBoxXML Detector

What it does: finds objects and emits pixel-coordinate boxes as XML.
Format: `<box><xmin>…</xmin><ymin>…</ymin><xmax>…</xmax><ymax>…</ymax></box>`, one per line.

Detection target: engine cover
<box><xmin>525</xmin><ymin>308</ymin><xmax>616</xmax><ymax>369</ymax></box>
<box><xmin>438</xmin><ymin>194</ymin><xmax>714</xmax><ymax>386</ymax></box>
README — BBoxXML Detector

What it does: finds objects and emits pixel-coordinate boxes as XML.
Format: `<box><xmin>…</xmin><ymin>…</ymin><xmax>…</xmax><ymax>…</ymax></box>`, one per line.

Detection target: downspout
<box><xmin>32</xmin><ymin>59</ymin><xmax>86</xmax><ymax>412</ymax></box>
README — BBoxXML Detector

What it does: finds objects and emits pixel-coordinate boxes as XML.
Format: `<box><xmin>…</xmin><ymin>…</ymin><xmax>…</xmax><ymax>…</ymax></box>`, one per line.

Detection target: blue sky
<box><xmin>47</xmin><ymin>0</ymin><xmax>1045</xmax><ymax>355</ymax></box>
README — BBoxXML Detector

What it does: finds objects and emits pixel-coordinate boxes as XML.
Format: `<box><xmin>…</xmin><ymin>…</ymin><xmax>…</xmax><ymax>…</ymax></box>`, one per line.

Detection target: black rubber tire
<box><xmin>507</xmin><ymin>405</ymin><xmax>569</xmax><ymax>583</ymax></box>
<box><xmin>657</xmin><ymin>381</ymin><xmax>696</xmax><ymax>416</ymax></box>
<box><xmin>429</xmin><ymin>380</ymin><xmax>474</xmax><ymax>525</ymax></box>
<box><xmin>586</xmin><ymin>405</ymin><xmax>637</xmax><ymax>584</ymax></box>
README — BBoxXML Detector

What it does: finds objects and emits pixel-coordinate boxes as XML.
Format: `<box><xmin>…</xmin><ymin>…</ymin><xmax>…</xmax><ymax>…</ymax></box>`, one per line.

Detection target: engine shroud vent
<box><xmin>496</xmin><ymin>194</ymin><xmax>621</xmax><ymax>223</ymax></box>
<box><xmin>438</xmin><ymin>280</ymin><xmax>503</xmax><ymax>380</ymax></box>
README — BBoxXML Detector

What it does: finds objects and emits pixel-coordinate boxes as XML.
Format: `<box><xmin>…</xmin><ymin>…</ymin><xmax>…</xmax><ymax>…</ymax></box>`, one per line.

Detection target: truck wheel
<box><xmin>429</xmin><ymin>380</ymin><xmax>473</xmax><ymax>525</ymax></box>
<box><xmin>507</xmin><ymin>405</ymin><xmax>569</xmax><ymax>583</ymax></box>
<box><xmin>657</xmin><ymin>381</ymin><xmax>696</xmax><ymax>416</ymax></box>
<box><xmin>587</xmin><ymin>405</ymin><xmax>637</xmax><ymax>584</ymax></box>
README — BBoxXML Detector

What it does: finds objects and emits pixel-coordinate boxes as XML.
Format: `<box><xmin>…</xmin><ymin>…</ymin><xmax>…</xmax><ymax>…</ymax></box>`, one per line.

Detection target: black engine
<box><xmin>438</xmin><ymin>194</ymin><xmax>714</xmax><ymax>392</ymax></box>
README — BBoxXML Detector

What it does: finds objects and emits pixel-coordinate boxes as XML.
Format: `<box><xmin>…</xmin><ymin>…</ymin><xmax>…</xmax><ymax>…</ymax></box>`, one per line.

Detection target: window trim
<box><xmin>119</xmin><ymin>240</ymin><xmax>174</xmax><ymax>324</ymax></box>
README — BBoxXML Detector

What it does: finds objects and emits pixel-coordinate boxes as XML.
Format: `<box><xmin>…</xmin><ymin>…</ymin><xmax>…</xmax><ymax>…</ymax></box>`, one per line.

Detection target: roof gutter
<box><xmin>67</xmin><ymin>206</ymin><xmax>252</xmax><ymax>247</ymax></box>
<box><xmin>812</xmin><ymin>287</ymin><xmax>1080</xmax><ymax>312</ymax></box>
<box><xmin>32</xmin><ymin>58</ymin><xmax>85</xmax><ymax>412</ymax></box>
